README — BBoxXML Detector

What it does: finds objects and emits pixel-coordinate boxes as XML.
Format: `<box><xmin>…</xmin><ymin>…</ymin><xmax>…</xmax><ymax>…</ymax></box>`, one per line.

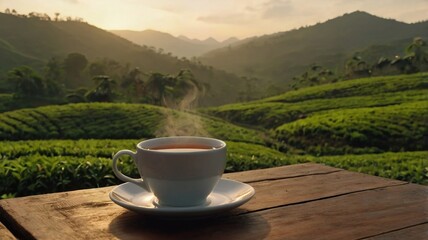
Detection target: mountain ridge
<box><xmin>2</xmin><ymin>10</ymin><xmax>427</xmax><ymax>103</ymax></box>
<box><xmin>111</xmin><ymin>29</ymin><xmax>239</xmax><ymax>58</ymax></box>
<box><xmin>199</xmin><ymin>11</ymin><xmax>428</xmax><ymax>93</ymax></box>
<box><xmin>0</xmin><ymin>12</ymin><xmax>246</xmax><ymax>106</ymax></box>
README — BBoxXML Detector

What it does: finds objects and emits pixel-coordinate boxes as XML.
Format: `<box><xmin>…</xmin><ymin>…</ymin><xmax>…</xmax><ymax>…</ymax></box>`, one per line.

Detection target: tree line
<box><xmin>3</xmin><ymin>8</ymin><xmax>84</xmax><ymax>22</ymax></box>
<box><xmin>4</xmin><ymin>52</ymin><xmax>203</xmax><ymax>109</ymax></box>
<box><xmin>291</xmin><ymin>37</ymin><xmax>428</xmax><ymax>89</ymax></box>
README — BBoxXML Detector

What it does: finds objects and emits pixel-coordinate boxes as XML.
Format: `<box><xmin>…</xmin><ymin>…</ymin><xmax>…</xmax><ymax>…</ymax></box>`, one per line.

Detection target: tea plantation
<box><xmin>1</xmin><ymin>140</ymin><xmax>426</xmax><ymax>198</ymax></box>
<box><xmin>203</xmin><ymin>73</ymin><xmax>428</xmax><ymax>128</ymax></box>
<box><xmin>276</xmin><ymin>101</ymin><xmax>428</xmax><ymax>155</ymax></box>
<box><xmin>204</xmin><ymin>74</ymin><xmax>428</xmax><ymax>154</ymax></box>
<box><xmin>203</xmin><ymin>73</ymin><xmax>428</xmax><ymax>184</ymax></box>
<box><xmin>0</xmin><ymin>140</ymin><xmax>290</xmax><ymax>197</ymax></box>
<box><xmin>0</xmin><ymin>103</ymin><xmax>265</xmax><ymax>143</ymax></box>
<box><xmin>1</xmin><ymin>73</ymin><xmax>427</xmax><ymax>198</ymax></box>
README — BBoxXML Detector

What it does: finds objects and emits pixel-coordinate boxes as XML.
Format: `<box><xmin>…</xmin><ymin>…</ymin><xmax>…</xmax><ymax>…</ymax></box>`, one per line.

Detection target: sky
<box><xmin>1</xmin><ymin>0</ymin><xmax>427</xmax><ymax>41</ymax></box>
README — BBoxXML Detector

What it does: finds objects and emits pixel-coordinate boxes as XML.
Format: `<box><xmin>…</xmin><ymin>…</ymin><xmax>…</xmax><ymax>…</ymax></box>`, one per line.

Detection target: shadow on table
<box><xmin>108</xmin><ymin>210</ymin><xmax>271</xmax><ymax>239</ymax></box>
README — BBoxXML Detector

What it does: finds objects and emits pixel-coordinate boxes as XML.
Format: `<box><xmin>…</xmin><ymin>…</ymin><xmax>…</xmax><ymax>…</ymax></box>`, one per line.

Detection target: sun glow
<box><xmin>1</xmin><ymin>0</ymin><xmax>427</xmax><ymax>40</ymax></box>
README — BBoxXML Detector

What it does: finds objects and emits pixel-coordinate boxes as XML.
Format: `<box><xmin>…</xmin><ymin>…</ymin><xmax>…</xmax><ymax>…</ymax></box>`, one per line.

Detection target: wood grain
<box><xmin>0</xmin><ymin>221</ymin><xmax>16</xmax><ymax>240</ymax></box>
<box><xmin>105</xmin><ymin>184</ymin><xmax>427</xmax><ymax>240</ymax></box>
<box><xmin>241</xmin><ymin>184</ymin><xmax>428</xmax><ymax>240</ymax></box>
<box><xmin>224</xmin><ymin>163</ymin><xmax>341</xmax><ymax>183</ymax></box>
<box><xmin>0</xmin><ymin>163</ymin><xmax>424</xmax><ymax>240</ymax></box>
<box><xmin>364</xmin><ymin>223</ymin><xmax>428</xmax><ymax>240</ymax></box>
<box><xmin>241</xmin><ymin>169</ymin><xmax>405</xmax><ymax>213</ymax></box>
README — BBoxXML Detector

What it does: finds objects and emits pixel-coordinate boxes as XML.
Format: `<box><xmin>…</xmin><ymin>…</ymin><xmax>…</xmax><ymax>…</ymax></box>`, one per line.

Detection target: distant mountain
<box><xmin>178</xmin><ymin>35</ymin><xmax>239</xmax><ymax>46</ymax></box>
<box><xmin>111</xmin><ymin>29</ymin><xmax>239</xmax><ymax>57</ymax></box>
<box><xmin>201</xmin><ymin>37</ymin><xmax>219</xmax><ymax>45</ymax></box>
<box><xmin>177</xmin><ymin>35</ymin><xmax>197</xmax><ymax>43</ymax></box>
<box><xmin>222</xmin><ymin>37</ymin><xmax>240</xmax><ymax>45</ymax></box>
<box><xmin>0</xmin><ymin>13</ymin><xmax>246</xmax><ymax>106</ymax></box>
<box><xmin>200</xmin><ymin>11</ymin><xmax>428</xmax><ymax>93</ymax></box>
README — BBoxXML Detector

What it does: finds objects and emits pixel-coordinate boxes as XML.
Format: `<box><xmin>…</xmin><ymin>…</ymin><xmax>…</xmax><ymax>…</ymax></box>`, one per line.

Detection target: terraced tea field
<box><xmin>0</xmin><ymin>103</ymin><xmax>265</xmax><ymax>144</ymax></box>
<box><xmin>1</xmin><ymin>73</ymin><xmax>427</xmax><ymax>198</ymax></box>
<box><xmin>204</xmin><ymin>73</ymin><xmax>428</xmax><ymax>155</ymax></box>
<box><xmin>276</xmin><ymin>101</ymin><xmax>428</xmax><ymax>155</ymax></box>
<box><xmin>1</xmin><ymin>139</ymin><xmax>425</xmax><ymax>198</ymax></box>
<box><xmin>204</xmin><ymin>89</ymin><xmax>428</xmax><ymax>129</ymax></box>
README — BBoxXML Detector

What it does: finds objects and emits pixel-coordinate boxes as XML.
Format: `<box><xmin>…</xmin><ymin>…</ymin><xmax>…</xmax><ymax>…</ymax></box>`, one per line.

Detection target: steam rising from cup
<box><xmin>155</xmin><ymin>76</ymin><xmax>210</xmax><ymax>137</ymax></box>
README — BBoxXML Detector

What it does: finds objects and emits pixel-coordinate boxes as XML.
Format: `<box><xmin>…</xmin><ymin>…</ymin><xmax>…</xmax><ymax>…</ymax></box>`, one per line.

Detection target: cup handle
<box><xmin>112</xmin><ymin>150</ymin><xmax>150</xmax><ymax>191</ymax></box>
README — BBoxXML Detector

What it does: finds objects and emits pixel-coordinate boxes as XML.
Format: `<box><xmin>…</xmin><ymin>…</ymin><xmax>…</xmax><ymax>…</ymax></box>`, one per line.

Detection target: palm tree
<box><xmin>121</xmin><ymin>68</ymin><xmax>144</xmax><ymax>100</ymax></box>
<box><xmin>144</xmin><ymin>72</ymin><xmax>169</xmax><ymax>106</ymax></box>
<box><xmin>345</xmin><ymin>55</ymin><xmax>371</xmax><ymax>79</ymax></box>
<box><xmin>172</xmin><ymin>69</ymin><xmax>202</xmax><ymax>109</ymax></box>
<box><xmin>85</xmin><ymin>75</ymin><xmax>116</xmax><ymax>102</ymax></box>
<box><xmin>405</xmin><ymin>37</ymin><xmax>428</xmax><ymax>72</ymax></box>
<box><xmin>144</xmin><ymin>69</ymin><xmax>202</xmax><ymax>109</ymax></box>
<box><xmin>7</xmin><ymin>66</ymin><xmax>45</xmax><ymax>98</ymax></box>
<box><xmin>391</xmin><ymin>56</ymin><xmax>417</xmax><ymax>74</ymax></box>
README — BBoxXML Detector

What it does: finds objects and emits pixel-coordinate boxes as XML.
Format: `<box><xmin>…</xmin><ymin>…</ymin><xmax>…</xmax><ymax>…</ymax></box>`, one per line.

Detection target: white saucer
<box><xmin>109</xmin><ymin>179</ymin><xmax>255</xmax><ymax>218</ymax></box>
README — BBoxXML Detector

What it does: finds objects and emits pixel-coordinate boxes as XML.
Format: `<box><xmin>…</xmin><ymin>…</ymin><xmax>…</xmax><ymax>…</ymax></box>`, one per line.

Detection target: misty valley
<box><xmin>0</xmin><ymin>9</ymin><xmax>427</xmax><ymax>199</ymax></box>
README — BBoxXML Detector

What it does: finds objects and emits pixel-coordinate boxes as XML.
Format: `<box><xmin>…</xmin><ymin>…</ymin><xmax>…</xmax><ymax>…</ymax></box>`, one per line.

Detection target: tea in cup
<box><xmin>112</xmin><ymin>136</ymin><xmax>227</xmax><ymax>207</ymax></box>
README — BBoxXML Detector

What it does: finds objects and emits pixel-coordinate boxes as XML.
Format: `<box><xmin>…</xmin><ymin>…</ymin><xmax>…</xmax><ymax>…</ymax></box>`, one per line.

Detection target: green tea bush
<box><xmin>0</xmin><ymin>103</ymin><xmax>266</xmax><ymax>144</ymax></box>
<box><xmin>0</xmin><ymin>103</ymin><xmax>163</xmax><ymax>140</ymax></box>
<box><xmin>0</xmin><ymin>155</ymin><xmax>136</xmax><ymax>198</ymax></box>
<box><xmin>0</xmin><ymin>139</ymin><xmax>139</xmax><ymax>160</ymax></box>
<box><xmin>1</xmin><ymin>74</ymin><xmax>427</xmax><ymax>198</ymax></box>
<box><xmin>1</xmin><ymin>139</ymin><xmax>426</xmax><ymax>198</ymax></box>
<box><xmin>224</xmin><ymin>142</ymin><xmax>303</xmax><ymax>172</ymax></box>
<box><xmin>303</xmin><ymin>151</ymin><xmax>428</xmax><ymax>185</ymax></box>
<box><xmin>204</xmin><ymin>89</ymin><xmax>428</xmax><ymax>129</ymax></box>
<box><xmin>275</xmin><ymin>101</ymin><xmax>428</xmax><ymax>154</ymax></box>
<box><xmin>0</xmin><ymin>140</ymin><xmax>286</xmax><ymax>197</ymax></box>
<box><xmin>263</xmin><ymin>73</ymin><xmax>428</xmax><ymax>103</ymax></box>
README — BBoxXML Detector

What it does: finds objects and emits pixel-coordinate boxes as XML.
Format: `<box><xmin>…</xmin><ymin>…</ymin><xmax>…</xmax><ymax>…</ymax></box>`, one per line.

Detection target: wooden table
<box><xmin>0</xmin><ymin>163</ymin><xmax>427</xmax><ymax>240</ymax></box>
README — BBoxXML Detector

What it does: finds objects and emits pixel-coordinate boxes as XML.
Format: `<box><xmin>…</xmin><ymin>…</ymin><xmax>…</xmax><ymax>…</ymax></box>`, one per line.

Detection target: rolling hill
<box><xmin>0</xmin><ymin>12</ymin><xmax>246</xmax><ymax>106</ymax></box>
<box><xmin>199</xmin><ymin>11</ymin><xmax>428</xmax><ymax>92</ymax></box>
<box><xmin>0</xmin><ymin>73</ymin><xmax>427</xmax><ymax>197</ymax></box>
<box><xmin>0</xmin><ymin>102</ymin><xmax>266</xmax><ymax>144</ymax></box>
<box><xmin>3</xmin><ymin>11</ymin><xmax>426</xmax><ymax>104</ymax></box>
<box><xmin>110</xmin><ymin>29</ymin><xmax>239</xmax><ymax>58</ymax></box>
<box><xmin>202</xmin><ymin>73</ymin><xmax>428</xmax><ymax>155</ymax></box>
<box><xmin>0</xmin><ymin>102</ymin><xmax>282</xmax><ymax>197</ymax></box>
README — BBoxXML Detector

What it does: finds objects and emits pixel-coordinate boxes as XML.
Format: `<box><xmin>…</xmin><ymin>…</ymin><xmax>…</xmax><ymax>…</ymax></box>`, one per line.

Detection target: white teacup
<box><xmin>112</xmin><ymin>136</ymin><xmax>227</xmax><ymax>207</ymax></box>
